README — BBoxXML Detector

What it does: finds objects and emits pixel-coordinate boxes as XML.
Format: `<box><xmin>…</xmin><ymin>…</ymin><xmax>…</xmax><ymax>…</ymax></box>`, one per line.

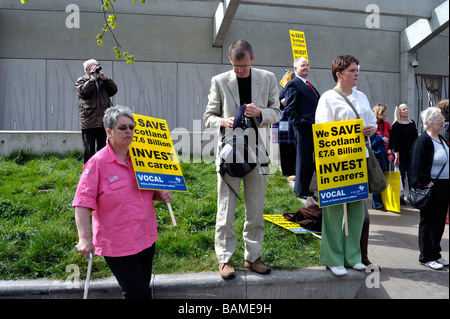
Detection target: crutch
<box><xmin>76</xmin><ymin>245</ymin><xmax>93</xmax><ymax>299</ymax></box>
<box><xmin>83</xmin><ymin>252</ymin><xmax>93</xmax><ymax>299</ymax></box>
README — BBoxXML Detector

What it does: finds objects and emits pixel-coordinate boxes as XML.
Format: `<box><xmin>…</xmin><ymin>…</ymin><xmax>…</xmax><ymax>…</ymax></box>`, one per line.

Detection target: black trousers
<box><xmin>81</xmin><ymin>127</ymin><xmax>107</xmax><ymax>163</ymax></box>
<box><xmin>104</xmin><ymin>244</ymin><xmax>155</xmax><ymax>299</ymax></box>
<box><xmin>293</xmin><ymin>126</ymin><xmax>315</xmax><ymax>196</ymax></box>
<box><xmin>279</xmin><ymin>143</ymin><xmax>296</xmax><ymax>176</ymax></box>
<box><xmin>418</xmin><ymin>179</ymin><xmax>449</xmax><ymax>263</ymax></box>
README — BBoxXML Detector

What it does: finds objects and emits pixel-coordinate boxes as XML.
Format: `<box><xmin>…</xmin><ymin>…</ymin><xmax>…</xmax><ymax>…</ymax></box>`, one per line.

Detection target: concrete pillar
<box><xmin>399</xmin><ymin>52</ymin><xmax>417</xmax><ymax>113</ymax></box>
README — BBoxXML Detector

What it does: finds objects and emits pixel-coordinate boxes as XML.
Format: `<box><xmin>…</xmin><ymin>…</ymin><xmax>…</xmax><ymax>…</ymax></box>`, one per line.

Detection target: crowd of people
<box><xmin>72</xmin><ymin>40</ymin><xmax>448</xmax><ymax>299</ymax></box>
<box><xmin>280</xmin><ymin>54</ymin><xmax>449</xmax><ymax>276</ymax></box>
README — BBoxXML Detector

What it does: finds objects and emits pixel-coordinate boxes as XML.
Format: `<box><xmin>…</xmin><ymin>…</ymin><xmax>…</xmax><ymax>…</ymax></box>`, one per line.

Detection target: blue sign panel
<box><xmin>135</xmin><ymin>171</ymin><xmax>187</xmax><ymax>192</ymax></box>
<box><xmin>318</xmin><ymin>182</ymin><xmax>368</xmax><ymax>207</ymax></box>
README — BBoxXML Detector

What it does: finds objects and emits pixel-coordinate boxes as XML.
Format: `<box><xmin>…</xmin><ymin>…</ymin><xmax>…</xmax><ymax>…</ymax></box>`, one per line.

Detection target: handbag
<box><xmin>406</xmin><ymin>135</ymin><xmax>448</xmax><ymax>209</ymax></box>
<box><xmin>219</xmin><ymin>105</ymin><xmax>268</xmax><ymax>178</ymax></box>
<box><xmin>219</xmin><ymin>105</ymin><xmax>269</xmax><ymax>199</ymax></box>
<box><xmin>333</xmin><ymin>88</ymin><xmax>387</xmax><ymax>193</ymax></box>
<box><xmin>406</xmin><ymin>186</ymin><xmax>433</xmax><ymax>210</ymax></box>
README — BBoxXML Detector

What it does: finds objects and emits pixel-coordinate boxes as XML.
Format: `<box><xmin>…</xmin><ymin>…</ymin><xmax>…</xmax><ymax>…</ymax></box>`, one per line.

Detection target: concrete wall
<box><xmin>0</xmin><ymin>0</ymin><xmax>448</xmax><ymax>146</ymax></box>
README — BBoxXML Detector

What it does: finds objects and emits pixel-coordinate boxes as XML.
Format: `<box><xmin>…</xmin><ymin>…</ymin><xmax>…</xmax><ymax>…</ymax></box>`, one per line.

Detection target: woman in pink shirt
<box><xmin>73</xmin><ymin>106</ymin><xmax>172</xmax><ymax>299</ymax></box>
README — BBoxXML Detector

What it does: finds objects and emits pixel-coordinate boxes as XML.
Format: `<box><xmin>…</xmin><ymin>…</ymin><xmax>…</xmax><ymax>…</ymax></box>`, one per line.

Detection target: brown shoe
<box><xmin>219</xmin><ymin>261</ymin><xmax>235</xmax><ymax>280</ymax></box>
<box><xmin>244</xmin><ymin>258</ymin><xmax>271</xmax><ymax>274</ymax></box>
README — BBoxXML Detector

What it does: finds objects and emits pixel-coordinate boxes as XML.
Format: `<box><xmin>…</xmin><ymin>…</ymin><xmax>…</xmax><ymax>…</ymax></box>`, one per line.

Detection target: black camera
<box><xmin>90</xmin><ymin>63</ymin><xmax>102</xmax><ymax>74</ymax></box>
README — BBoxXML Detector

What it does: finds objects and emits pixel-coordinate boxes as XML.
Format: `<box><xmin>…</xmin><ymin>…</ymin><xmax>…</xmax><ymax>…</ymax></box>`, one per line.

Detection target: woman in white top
<box><xmin>315</xmin><ymin>55</ymin><xmax>377</xmax><ymax>276</ymax></box>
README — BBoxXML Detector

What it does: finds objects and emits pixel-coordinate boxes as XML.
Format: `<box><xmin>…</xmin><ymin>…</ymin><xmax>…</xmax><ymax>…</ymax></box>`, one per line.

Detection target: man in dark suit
<box><xmin>284</xmin><ymin>57</ymin><xmax>320</xmax><ymax>198</ymax></box>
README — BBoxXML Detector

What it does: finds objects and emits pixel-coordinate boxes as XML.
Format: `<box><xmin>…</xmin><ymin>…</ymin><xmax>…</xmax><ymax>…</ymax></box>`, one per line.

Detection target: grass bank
<box><xmin>0</xmin><ymin>151</ymin><xmax>320</xmax><ymax>280</ymax></box>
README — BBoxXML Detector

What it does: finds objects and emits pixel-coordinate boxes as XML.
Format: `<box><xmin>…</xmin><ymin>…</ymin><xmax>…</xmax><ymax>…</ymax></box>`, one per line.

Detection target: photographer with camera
<box><xmin>76</xmin><ymin>59</ymin><xmax>118</xmax><ymax>163</ymax></box>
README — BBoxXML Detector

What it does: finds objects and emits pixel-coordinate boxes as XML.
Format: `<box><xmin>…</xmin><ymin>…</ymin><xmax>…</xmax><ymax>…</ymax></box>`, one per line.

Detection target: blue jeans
<box><xmin>399</xmin><ymin>160</ymin><xmax>413</xmax><ymax>194</ymax></box>
<box><xmin>372</xmin><ymin>193</ymin><xmax>384</xmax><ymax>209</ymax></box>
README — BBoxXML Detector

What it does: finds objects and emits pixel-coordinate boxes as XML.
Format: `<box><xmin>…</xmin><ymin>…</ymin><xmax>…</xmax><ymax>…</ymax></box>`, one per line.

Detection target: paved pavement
<box><xmin>356</xmin><ymin>203</ymin><xmax>449</xmax><ymax>299</ymax></box>
<box><xmin>295</xmin><ymin>176</ymin><xmax>449</xmax><ymax>299</ymax></box>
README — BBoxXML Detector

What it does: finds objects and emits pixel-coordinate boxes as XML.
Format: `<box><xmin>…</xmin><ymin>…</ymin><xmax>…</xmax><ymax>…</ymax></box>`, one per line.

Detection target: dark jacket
<box><xmin>410</xmin><ymin>131</ymin><xmax>446</xmax><ymax>189</ymax></box>
<box><xmin>390</xmin><ymin>120</ymin><xmax>418</xmax><ymax>162</ymax></box>
<box><xmin>284</xmin><ymin>76</ymin><xmax>320</xmax><ymax>130</ymax></box>
<box><xmin>370</xmin><ymin>133</ymin><xmax>389</xmax><ymax>171</ymax></box>
<box><xmin>75</xmin><ymin>75</ymin><xmax>118</xmax><ymax>130</ymax></box>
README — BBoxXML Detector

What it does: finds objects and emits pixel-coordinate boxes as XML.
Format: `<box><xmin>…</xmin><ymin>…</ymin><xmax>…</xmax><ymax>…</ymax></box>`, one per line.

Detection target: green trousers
<box><xmin>319</xmin><ymin>201</ymin><xmax>365</xmax><ymax>267</ymax></box>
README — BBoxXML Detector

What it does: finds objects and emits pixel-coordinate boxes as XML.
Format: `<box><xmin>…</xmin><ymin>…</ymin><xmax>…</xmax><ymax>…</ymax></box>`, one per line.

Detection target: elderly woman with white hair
<box><xmin>73</xmin><ymin>106</ymin><xmax>172</xmax><ymax>298</ymax></box>
<box><xmin>410</xmin><ymin>107</ymin><xmax>449</xmax><ymax>270</ymax></box>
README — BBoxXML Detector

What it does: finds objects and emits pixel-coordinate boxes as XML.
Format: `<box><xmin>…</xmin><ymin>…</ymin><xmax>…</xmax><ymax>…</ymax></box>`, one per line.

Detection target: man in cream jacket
<box><xmin>204</xmin><ymin>40</ymin><xmax>280</xmax><ymax>279</ymax></box>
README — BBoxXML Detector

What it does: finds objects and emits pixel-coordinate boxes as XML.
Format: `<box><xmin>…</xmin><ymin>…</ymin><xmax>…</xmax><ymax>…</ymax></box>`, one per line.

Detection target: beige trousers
<box><xmin>215</xmin><ymin>167</ymin><xmax>268</xmax><ymax>263</ymax></box>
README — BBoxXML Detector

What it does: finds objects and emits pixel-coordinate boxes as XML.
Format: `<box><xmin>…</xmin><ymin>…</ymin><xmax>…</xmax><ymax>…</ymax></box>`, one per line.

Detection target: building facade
<box><xmin>0</xmin><ymin>0</ymin><xmax>448</xmax><ymax>154</ymax></box>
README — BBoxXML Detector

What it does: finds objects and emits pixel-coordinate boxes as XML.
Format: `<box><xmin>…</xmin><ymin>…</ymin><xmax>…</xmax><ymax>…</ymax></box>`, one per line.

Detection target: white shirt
<box><xmin>296</xmin><ymin>75</ymin><xmax>307</xmax><ymax>84</ymax></box>
<box><xmin>431</xmin><ymin>139</ymin><xmax>449</xmax><ymax>179</ymax></box>
<box><xmin>315</xmin><ymin>88</ymin><xmax>377</xmax><ymax>156</ymax></box>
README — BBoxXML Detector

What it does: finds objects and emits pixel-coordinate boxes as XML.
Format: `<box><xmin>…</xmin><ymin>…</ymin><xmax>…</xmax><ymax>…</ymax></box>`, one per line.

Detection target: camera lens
<box><xmin>94</xmin><ymin>63</ymin><xmax>102</xmax><ymax>74</ymax></box>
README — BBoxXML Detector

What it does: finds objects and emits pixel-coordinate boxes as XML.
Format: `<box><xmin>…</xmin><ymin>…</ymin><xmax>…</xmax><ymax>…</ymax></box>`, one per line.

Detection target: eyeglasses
<box><xmin>232</xmin><ymin>64</ymin><xmax>251</xmax><ymax>70</ymax></box>
<box><xmin>116</xmin><ymin>123</ymin><xmax>136</xmax><ymax>131</ymax></box>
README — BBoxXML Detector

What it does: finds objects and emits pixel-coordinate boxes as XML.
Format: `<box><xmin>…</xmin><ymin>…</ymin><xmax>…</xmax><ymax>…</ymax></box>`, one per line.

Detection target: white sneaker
<box><xmin>421</xmin><ymin>260</ymin><xmax>444</xmax><ymax>270</ymax></box>
<box><xmin>352</xmin><ymin>263</ymin><xmax>367</xmax><ymax>271</ymax></box>
<box><xmin>328</xmin><ymin>265</ymin><xmax>347</xmax><ymax>276</ymax></box>
<box><xmin>436</xmin><ymin>258</ymin><xmax>449</xmax><ymax>266</ymax></box>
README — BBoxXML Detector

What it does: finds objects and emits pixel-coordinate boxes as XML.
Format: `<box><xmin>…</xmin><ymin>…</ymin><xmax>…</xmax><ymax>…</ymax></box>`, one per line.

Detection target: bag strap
<box><xmin>333</xmin><ymin>88</ymin><xmax>360</xmax><ymax>119</ymax></box>
<box><xmin>333</xmin><ymin>87</ymin><xmax>371</xmax><ymax>147</ymax></box>
<box><xmin>221</xmin><ymin>175</ymin><xmax>241</xmax><ymax>200</ymax></box>
<box><xmin>433</xmin><ymin>135</ymin><xmax>448</xmax><ymax>181</ymax></box>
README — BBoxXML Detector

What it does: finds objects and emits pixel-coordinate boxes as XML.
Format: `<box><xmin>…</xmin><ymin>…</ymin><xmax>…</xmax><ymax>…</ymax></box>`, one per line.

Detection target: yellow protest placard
<box><xmin>129</xmin><ymin>113</ymin><xmax>187</xmax><ymax>192</ymax></box>
<box><xmin>312</xmin><ymin>119</ymin><xmax>369</xmax><ymax>207</ymax></box>
<box><xmin>263</xmin><ymin>214</ymin><xmax>319</xmax><ymax>234</ymax></box>
<box><xmin>289</xmin><ymin>30</ymin><xmax>309</xmax><ymax>61</ymax></box>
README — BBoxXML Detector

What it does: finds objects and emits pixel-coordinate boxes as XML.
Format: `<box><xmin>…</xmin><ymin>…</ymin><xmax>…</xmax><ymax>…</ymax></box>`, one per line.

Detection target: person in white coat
<box><xmin>315</xmin><ymin>55</ymin><xmax>377</xmax><ymax>276</ymax></box>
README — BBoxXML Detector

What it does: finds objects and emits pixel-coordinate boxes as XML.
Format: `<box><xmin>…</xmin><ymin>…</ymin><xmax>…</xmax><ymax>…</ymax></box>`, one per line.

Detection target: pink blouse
<box><xmin>72</xmin><ymin>141</ymin><xmax>161</xmax><ymax>257</ymax></box>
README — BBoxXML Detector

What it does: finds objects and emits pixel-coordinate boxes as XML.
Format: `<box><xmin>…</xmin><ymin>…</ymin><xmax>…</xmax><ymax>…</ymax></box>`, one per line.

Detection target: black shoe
<box><xmin>400</xmin><ymin>198</ymin><xmax>407</xmax><ymax>205</ymax></box>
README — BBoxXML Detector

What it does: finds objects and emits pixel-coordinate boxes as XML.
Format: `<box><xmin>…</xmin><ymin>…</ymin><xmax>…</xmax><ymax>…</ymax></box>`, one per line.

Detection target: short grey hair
<box><xmin>103</xmin><ymin>105</ymin><xmax>134</xmax><ymax>131</ymax></box>
<box><xmin>293</xmin><ymin>57</ymin><xmax>308</xmax><ymax>68</ymax></box>
<box><xmin>83</xmin><ymin>59</ymin><xmax>97</xmax><ymax>72</ymax></box>
<box><xmin>420</xmin><ymin>106</ymin><xmax>442</xmax><ymax>130</ymax></box>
